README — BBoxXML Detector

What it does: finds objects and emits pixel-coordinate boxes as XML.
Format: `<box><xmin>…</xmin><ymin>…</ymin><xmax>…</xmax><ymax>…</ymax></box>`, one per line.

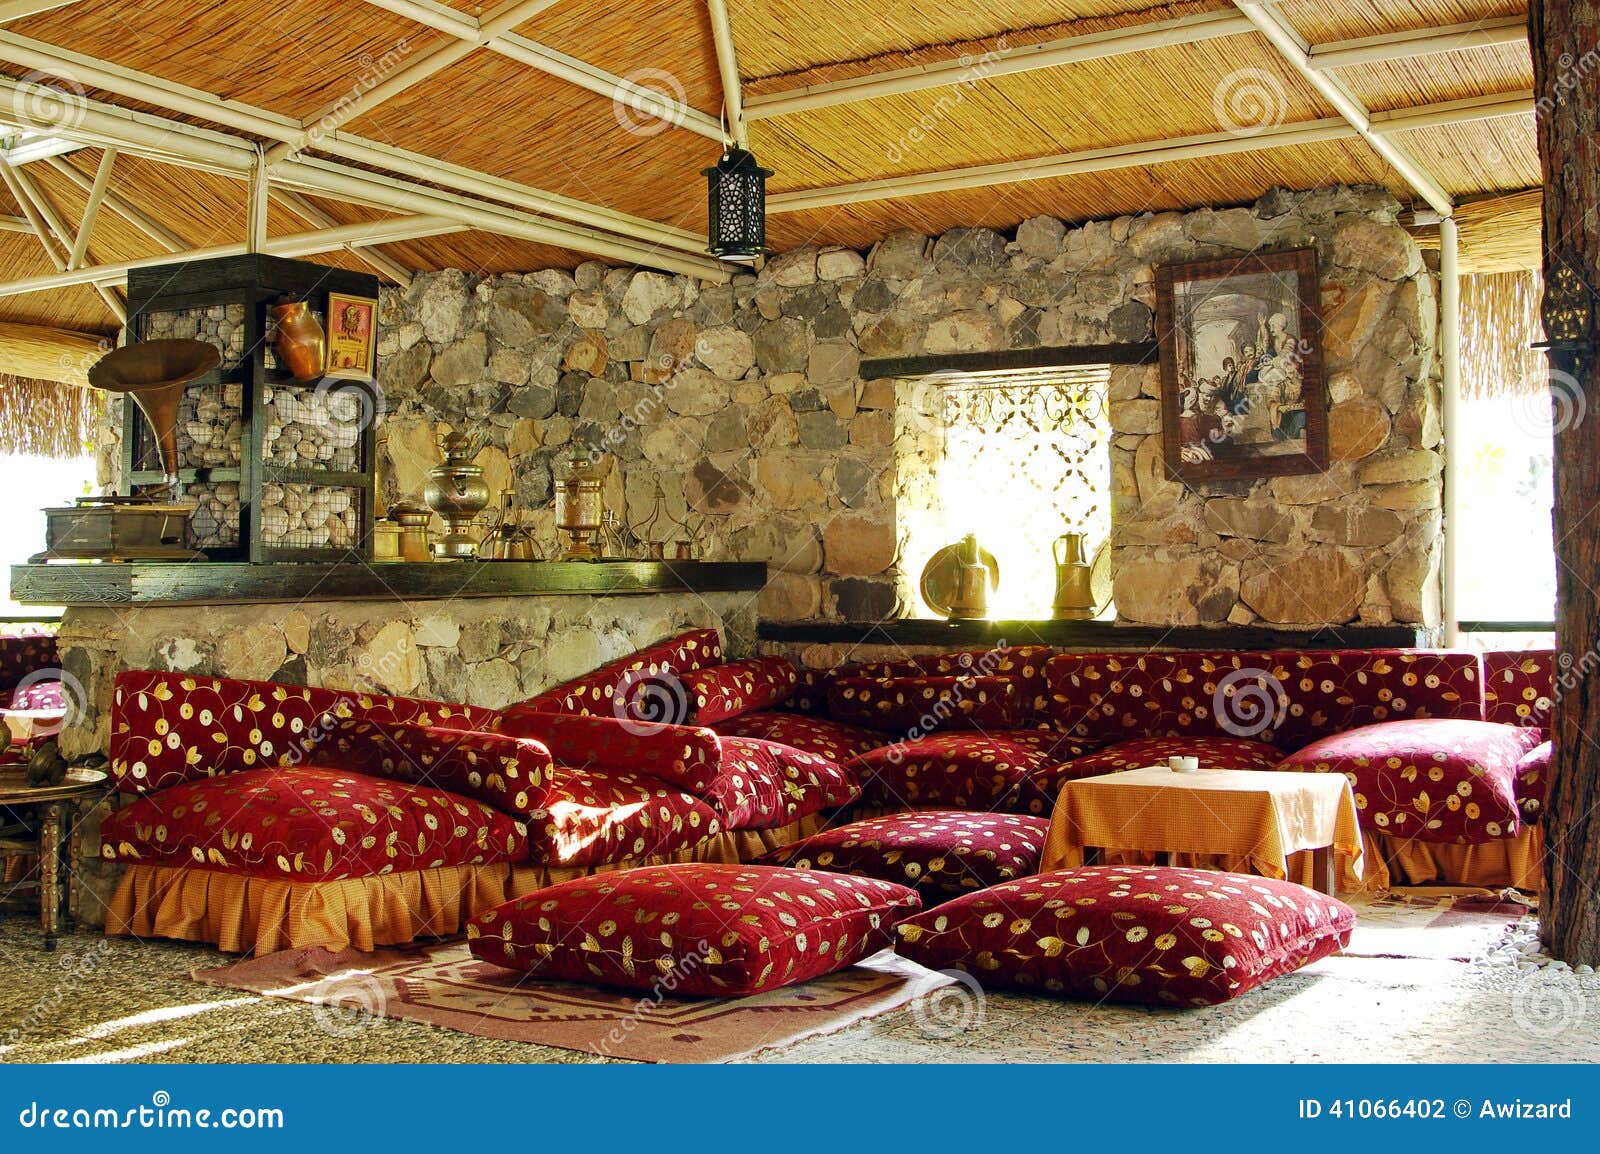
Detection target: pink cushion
<box><xmin>468</xmin><ymin>864</ymin><xmax>920</xmax><ymax>996</ymax></box>
<box><xmin>828</xmin><ymin>675</ymin><xmax>1023</xmax><ymax>733</ymax></box>
<box><xmin>850</xmin><ymin>734</ymin><xmax>1053</xmax><ymax>811</ymax></box>
<box><xmin>683</xmin><ymin>656</ymin><xmax>798</xmax><ymax>724</ymax></box>
<box><xmin>516</xmin><ymin>628</ymin><xmax>722</xmax><ymax>719</ymax></box>
<box><xmin>531</xmin><ymin>765</ymin><xmax>722</xmax><ymax>867</ymax></box>
<box><xmin>759</xmin><ymin>810</ymin><xmax>1049</xmax><ymax>897</ymax></box>
<box><xmin>314</xmin><ymin>719</ymin><xmax>555</xmax><ymax>820</ymax></box>
<box><xmin>1011</xmin><ymin>735</ymin><xmax>1284</xmax><ymax>816</ymax></box>
<box><xmin>711</xmin><ymin>711</ymin><xmax>886</xmax><ymax>762</ymax></box>
<box><xmin>1482</xmin><ymin>649</ymin><xmax>1554</xmax><ymax>729</ymax></box>
<box><xmin>895</xmin><ymin>866</ymin><xmax>1355</xmax><ymax>1006</ymax></box>
<box><xmin>100</xmin><ymin>766</ymin><xmax>529</xmax><ymax>881</ymax></box>
<box><xmin>1277</xmin><ymin>718</ymin><xmax>1544</xmax><ymax>844</ymax></box>
<box><xmin>714</xmin><ymin>736</ymin><xmax>858</xmax><ymax>829</ymax></box>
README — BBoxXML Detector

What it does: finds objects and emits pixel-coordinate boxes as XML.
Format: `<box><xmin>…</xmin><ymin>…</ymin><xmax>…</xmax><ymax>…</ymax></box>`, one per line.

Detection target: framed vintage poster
<box><xmin>324</xmin><ymin>292</ymin><xmax>378</xmax><ymax>379</ymax></box>
<box><xmin>1154</xmin><ymin>248</ymin><xmax>1328</xmax><ymax>484</ymax></box>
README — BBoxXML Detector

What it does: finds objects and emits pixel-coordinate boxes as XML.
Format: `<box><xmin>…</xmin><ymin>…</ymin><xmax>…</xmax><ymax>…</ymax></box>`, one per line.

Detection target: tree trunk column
<box><xmin>1535</xmin><ymin>0</ymin><xmax>1600</xmax><ymax>964</ymax></box>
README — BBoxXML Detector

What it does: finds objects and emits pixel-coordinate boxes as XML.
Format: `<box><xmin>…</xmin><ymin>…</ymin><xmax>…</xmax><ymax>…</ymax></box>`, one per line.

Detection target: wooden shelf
<box><xmin>11</xmin><ymin>560</ymin><xmax>767</xmax><ymax>606</ymax></box>
<box><xmin>758</xmin><ymin>618</ymin><xmax>1430</xmax><ymax>651</ymax></box>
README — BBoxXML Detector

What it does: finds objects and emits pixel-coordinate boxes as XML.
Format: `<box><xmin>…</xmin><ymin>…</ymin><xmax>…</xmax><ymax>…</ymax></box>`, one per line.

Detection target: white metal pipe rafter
<box><xmin>705</xmin><ymin>0</ymin><xmax>747</xmax><ymax>147</ymax></box>
<box><xmin>65</xmin><ymin>145</ymin><xmax>113</xmax><ymax>270</ymax></box>
<box><xmin>43</xmin><ymin>154</ymin><xmax>187</xmax><ymax>251</ymax></box>
<box><xmin>271</xmin><ymin>188</ymin><xmax>418</xmax><ymax>287</ymax></box>
<box><xmin>0</xmin><ymin>154</ymin><xmax>125</xmax><ymax>320</ymax></box>
<box><xmin>1307</xmin><ymin>16</ymin><xmax>1527</xmax><ymax>71</ymax></box>
<box><xmin>1231</xmin><ymin>0</ymin><xmax>1454</xmax><ymax>216</ymax></box>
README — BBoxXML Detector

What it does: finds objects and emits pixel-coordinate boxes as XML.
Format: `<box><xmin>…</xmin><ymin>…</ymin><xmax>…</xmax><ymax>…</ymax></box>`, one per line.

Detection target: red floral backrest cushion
<box><xmin>311</xmin><ymin>718</ymin><xmax>555</xmax><ymax>820</ymax></box>
<box><xmin>828</xmin><ymin>675</ymin><xmax>1023</xmax><ymax>734</ymax></box>
<box><xmin>849</xmin><ymin>644</ymin><xmax>1054</xmax><ymax>719</ymax></box>
<box><xmin>0</xmin><ymin>632</ymin><xmax>58</xmax><ymax>695</ymax></box>
<box><xmin>1482</xmin><ymin>649</ymin><xmax>1555</xmax><ymax>731</ymax></box>
<box><xmin>775</xmin><ymin>666</ymin><xmax>833</xmax><ymax>716</ymax></box>
<box><xmin>515</xmin><ymin>628</ymin><xmax>723</xmax><ymax>720</ymax></box>
<box><xmin>1048</xmin><ymin>649</ymin><xmax>1483</xmax><ymax>750</ymax></box>
<box><xmin>108</xmin><ymin>669</ymin><xmax>498</xmax><ymax>796</ymax></box>
<box><xmin>493</xmin><ymin>708</ymin><xmax>726</xmax><ymax>796</ymax></box>
<box><xmin>682</xmin><ymin>656</ymin><xmax>798</xmax><ymax>724</ymax></box>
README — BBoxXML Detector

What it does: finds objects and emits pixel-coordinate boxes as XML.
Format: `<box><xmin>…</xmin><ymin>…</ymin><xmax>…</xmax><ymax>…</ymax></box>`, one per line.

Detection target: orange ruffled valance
<box><xmin>106</xmin><ymin>818</ymin><xmax>823</xmax><ymax>955</ymax></box>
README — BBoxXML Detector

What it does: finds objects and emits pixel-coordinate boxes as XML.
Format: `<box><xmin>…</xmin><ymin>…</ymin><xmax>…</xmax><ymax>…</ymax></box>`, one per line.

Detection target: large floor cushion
<box><xmin>468</xmin><ymin>864</ymin><xmax>920</xmax><ymax>996</ymax></box>
<box><xmin>516</xmin><ymin>628</ymin><xmax>722</xmax><ymax>719</ymax></box>
<box><xmin>533</xmin><ymin>765</ymin><xmax>723</xmax><ymax>867</ymax></box>
<box><xmin>1516</xmin><ymin>740</ymin><xmax>1551</xmax><ymax>823</ymax></box>
<box><xmin>847</xmin><ymin>645</ymin><xmax>1055</xmax><ymax>716</ymax></box>
<box><xmin>894</xmin><ymin>866</ymin><xmax>1355</xmax><ymax>1006</ymax></box>
<box><xmin>828</xmin><ymin>674</ymin><xmax>1025</xmax><ymax>733</ymax></box>
<box><xmin>717</xmin><ymin>736</ymin><xmax>858</xmax><ymax>830</ymax></box>
<box><xmin>99</xmin><ymin>766</ymin><xmax>530</xmax><ymax>881</ymax></box>
<box><xmin>1007</xmin><ymin>735</ymin><xmax>1285</xmax><ymax>816</ymax></box>
<box><xmin>851</xmin><ymin>733</ymin><xmax>1055</xmax><ymax>811</ymax></box>
<box><xmin>758</xmin><ymin>810</ymin><xmax>1050</xmax><ymax>898</ymax></box>
<box><xmin>1277</xmin><ymin>718</ymin><xmax>1543</xmax><ymax>844</ymax></box>
<box><xmin>711</xmin><ymin>711</ymin><xmax>886</xmax><ymax>762</ymax></box>
<box><xmin>1482</xmin><ymin>649</ymin><xmax>1554</xmax><ymax>729</ymax></box>
<box><xmin>683</xmin><ymin>656</ymin><xmax>798</xmax><ymax>724</ymax></box>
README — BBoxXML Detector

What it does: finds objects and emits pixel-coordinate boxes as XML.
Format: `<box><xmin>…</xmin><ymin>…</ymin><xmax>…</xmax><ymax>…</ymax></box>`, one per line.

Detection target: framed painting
<box><xmin>324</xmin><ymin>292</ymin><xmax>378</xmax><ymax>379</ymax></box>
<box><xmin>1155</xmin><ymin>248</ymin><xmax>1328</xmax><ymax>484</ymax></box>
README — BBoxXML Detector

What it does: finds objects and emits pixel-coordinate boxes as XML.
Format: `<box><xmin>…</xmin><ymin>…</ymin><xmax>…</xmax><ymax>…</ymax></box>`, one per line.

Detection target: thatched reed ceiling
<box><xmin>0</xmin><ymin>0</ymin><xmax>1541</xmax><ymax>348</ymax></box>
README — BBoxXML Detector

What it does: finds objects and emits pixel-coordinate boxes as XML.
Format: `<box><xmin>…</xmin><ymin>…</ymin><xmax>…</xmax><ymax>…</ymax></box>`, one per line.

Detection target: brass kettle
<box><xmin>1051</xmin><ymin>531</ymin><xmax>1097</xmax><ymax>620</ymax></box>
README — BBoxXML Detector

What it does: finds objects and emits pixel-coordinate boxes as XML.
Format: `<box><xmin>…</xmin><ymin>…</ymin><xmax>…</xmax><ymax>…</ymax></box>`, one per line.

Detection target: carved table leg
<box><xmin>38</xmin><ymin>800</ymin><xmax>65</xmax><ymax>951</ymax></box>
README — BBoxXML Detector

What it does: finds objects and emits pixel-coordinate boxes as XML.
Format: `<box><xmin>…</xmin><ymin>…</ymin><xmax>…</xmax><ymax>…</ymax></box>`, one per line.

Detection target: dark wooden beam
<box><xmin>859</xmin><ymin>342</ymin><xmax>1157</xmax><ymax>380</ymax></box>
<box><xmin>1535</xmin><ymin>0</ymin><xmax>1600</xmax><ymax>964</ymax></box>
<box><xmin>759</xmin><ymin>619</ymin><xmax>1428</xmax><ymax>650</ymax></box>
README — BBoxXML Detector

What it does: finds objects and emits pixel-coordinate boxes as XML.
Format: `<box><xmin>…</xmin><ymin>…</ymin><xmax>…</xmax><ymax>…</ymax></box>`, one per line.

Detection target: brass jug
<box><xmin>947</xmin><ymin>533</ymin><xmax>991</xmax><ymax>621</ymax></box>
<box><xmin>1051</xmin><ymin>532</ymin><xmax>1097</xmax><ymax>620</ymax></box>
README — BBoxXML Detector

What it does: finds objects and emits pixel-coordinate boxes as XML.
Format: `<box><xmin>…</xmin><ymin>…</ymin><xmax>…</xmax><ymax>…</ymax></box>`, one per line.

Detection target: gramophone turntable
<box><xmin>32</xmin><ymin>339</ymin><xmax>217</xmax><ymax>562</ymax></box>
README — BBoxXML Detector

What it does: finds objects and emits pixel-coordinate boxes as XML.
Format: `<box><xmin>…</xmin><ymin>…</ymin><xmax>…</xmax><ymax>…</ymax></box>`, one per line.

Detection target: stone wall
<box><xmin>375</xmin><ymin>184</ymin><xmax>1442</xmax><ymax>632</ymax></box>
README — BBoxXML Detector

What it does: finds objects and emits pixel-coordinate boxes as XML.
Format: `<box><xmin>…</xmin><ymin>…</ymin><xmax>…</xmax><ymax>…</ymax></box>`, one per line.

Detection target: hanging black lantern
<box><xmin>703</xmin><ymin>146</ymin><xmax>772</xmax><ymax>264</ymax></box>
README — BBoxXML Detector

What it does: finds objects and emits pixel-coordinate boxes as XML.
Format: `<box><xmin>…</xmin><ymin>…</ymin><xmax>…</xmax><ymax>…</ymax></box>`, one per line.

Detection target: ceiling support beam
<box><xmin>43</xmin><ymin>154</ymin><xmax>186</xmax><ymax>251</ymax></box>
<box><xmin>705</xmin><ymin>0</ymin><xmax>747</xmax><ymax>147</ymax></box>
<box><xmin>357</xmin><ymin>0</ymin><xmax>722</xmax><ymax>140</ymax></box>
<box><xmin>1308</xmin><ymin>16</ymin><xmax>1527</xmax><ymax>71</ymax></box>
<box><xmin>0</xmin><ymin>0</ymin><xmax>78</xmax><ymax>23</ymax></box>
<box><xmin>271</xmin><ymin>188</ymin><xmax>417</xmax><ymax>287</ymax></box>
<box><xmin>267</xmin><ymin>0</ymin><xmax>566</xmax><ymax>163</ymax></box>
<box><xmin>0</xmin><ymin>34</ymin><xmax>710</xmax><ymax>255</ymax></box>
<box><xmin>744</xmin><ymin>10</ymin><xmax>1253</xmax><ymax>121</ymax></box>
<box><xmin>0</xmin><ymin>215</ymin><xmax>467</xmax><ymax>298</ymax></box>
<box><xmin>0</xmin><ymin>155</ymin><xmax>124</xmax><ymax>321</ymax></box>
<box><xmin>1231</xmin><ymin>0</ymin><xmax>1453</xmax><ymax>215</ymax></box>
<box><xmin>769</xmin><ymin>90</ymin><xmax>1532</xmax><ymax>213</ymax></box>
<box><xmin>246</xmin><ymin>149</ymin><xmax>268</xmax><ymax>253</ymax></box>
<box><xmin>65</xmin><ymin>145</ymin><xmax>113</xmax><ymax>269</ymax></box>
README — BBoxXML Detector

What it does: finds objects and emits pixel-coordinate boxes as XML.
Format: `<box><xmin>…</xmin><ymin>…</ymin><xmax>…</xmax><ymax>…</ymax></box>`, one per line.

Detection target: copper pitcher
<box><xmin>269</xmin><ymin>300</ymin><xmax>326</xmax><ymax>380</ymax></box>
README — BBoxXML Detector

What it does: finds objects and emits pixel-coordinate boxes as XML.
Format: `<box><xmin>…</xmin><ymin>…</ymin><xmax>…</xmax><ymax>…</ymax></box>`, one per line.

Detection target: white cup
<box><xmin>1168</xmin><ymin>755</ymin><xmax>1200</xmax><ymax>773</ymax></box>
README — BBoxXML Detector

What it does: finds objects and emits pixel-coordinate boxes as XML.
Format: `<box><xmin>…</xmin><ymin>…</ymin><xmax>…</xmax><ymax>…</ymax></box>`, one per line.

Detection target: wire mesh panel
<box><xmin>258</xmin><ymin>483</ymin><xmax>361</xmax><ymax>551</ymax></box>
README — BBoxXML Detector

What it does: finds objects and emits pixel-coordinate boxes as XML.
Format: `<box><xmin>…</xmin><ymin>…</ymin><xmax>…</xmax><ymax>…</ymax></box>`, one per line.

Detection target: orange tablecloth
<box><xmin>1041</xmin><ymin>766</ymin><xmax>1364</xmax><ymax>885</ymax></box>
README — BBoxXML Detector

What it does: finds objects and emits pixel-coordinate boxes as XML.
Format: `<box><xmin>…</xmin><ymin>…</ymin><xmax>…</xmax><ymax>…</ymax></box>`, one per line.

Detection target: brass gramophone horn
<box><xmin>88</xmin><ymin>339</ymin><xmax>220</xmax><ymax>493</ymax></box>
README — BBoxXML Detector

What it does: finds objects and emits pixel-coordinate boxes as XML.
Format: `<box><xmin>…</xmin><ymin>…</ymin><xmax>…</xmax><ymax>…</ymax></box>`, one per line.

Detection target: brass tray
<box><xmin>1089</xmin><ymin>538</ymin><xmax>1113</xmax><ymax>613</ymax></box>
<box><xmin>920</xmin><ymin>541</ymin><xmax>1000</xmax><ymax>618</ymax></box>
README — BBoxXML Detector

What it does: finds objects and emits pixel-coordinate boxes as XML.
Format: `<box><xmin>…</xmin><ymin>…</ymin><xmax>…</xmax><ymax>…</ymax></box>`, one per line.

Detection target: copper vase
<box><xmin>269</xmin><ymin>300</ymin><xmax>326</xmax><ymax>380</ymax></box>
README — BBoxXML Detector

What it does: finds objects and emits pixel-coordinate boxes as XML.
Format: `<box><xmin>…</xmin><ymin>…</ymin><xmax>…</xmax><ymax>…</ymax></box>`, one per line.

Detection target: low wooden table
<box><xmin>1040</xmin><ymin>765</ymin><xmax>1364</xmax><ymax>894</ymax></box>
<box><xmin>0</xmin><ymin>766</ymin><xmax>109</xmax><ymax>949</ymax></box>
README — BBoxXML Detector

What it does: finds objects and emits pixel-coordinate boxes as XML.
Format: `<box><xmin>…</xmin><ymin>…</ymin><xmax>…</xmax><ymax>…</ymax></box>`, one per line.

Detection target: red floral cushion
<box><xmin>850</xmin><ymin>734</ymin><xmax>1052</xmax><ymax>811</ymax></box>
<box><xmin>1515</xmin><ymin>740</ymin><xmax>1551</xmax><ymax>824</ymax></box>
<box><xmin>1482</xmin><ymin>649</ymin><xmax>1554</xmax><ymax>730</ymax></box>
<box><xmin>1047</xmin><ymin>650</ymin><xmax>1482</xmax><ymax>750</ymax></box>
<box><xmin>99</xmin><ymin>766</ymin><xmax>529</xmax><ymax>881</ymax></box>
<box><xmin>851</xmin><ymin>645</ymin><xmax>1054</xmax><ymax>709</ymax></box>
<box><xmin>829</xmin><ymin>675</ymin><xmax>1023</xmax><ymax>734</ymax></box>
<box><xmin>311</xmin><ymin>719</ymin><xmax>554</xmax><ymax>820</ymax></box>
<box><xmin>533</xmin><ymin>766</ymin><xmax>722</xmax><ymax>867</ymax></box>
<box><xmin>468</xmin><ymin>864</ymin><xmax>920</xmax><ymax>996</ymax></box>
<box><xmin>1008</xmin><ymin>736</ymin><xmax>1285</xmax><ymax>816</ymax></box>
<box><xmin>775</xmin><ymin>667</ymin><xmax>833</xmax><ymax>716</ymax></box>
<box><xmin>716</xmin><ymin>736</ymin><xmax>858</xmax><ymax>829</ymax></box>
<box><xmin>493</xmin><ymin>709</ymin><xmax>723</xmax><ymax>796</ymax></box>
<box><xmin>894</xmin><ymin>866</ymin><xmax>1355</xmax><ymax>1006</ymax></box>
<box><xmin>758</xmin><ymin>810</ymin><xmax>1050</xmax><ymax>898</ymax></box>
<box><xmin>1277</xmin><ymin>718</ymin><xmax>1543</xmax><ymax>844</ymax></box>
<box><xmin>108</xmin><ymin>670</ymin><xmax>497</xmax><ymax>795</ymax></box>
<box><xmin>516</xmin><ymin>628</ymin><xmax>722</xmax><ymax>719</ymax></box>
<box><xmin>683</xmin><ymin>657</ymin><xmax>798</xmax><ymax>724</ymax></box>
<box><xmin>711</xmin><ymin>711</ymin><xmax>886</xmax><ymax>762</ymax></box>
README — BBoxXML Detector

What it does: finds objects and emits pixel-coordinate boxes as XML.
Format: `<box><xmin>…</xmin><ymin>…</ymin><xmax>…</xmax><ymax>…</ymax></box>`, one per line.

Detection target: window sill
<box><xmin>758</xmin><ymin>619</ymin><xmax>1431</xmax><ymax>651</ymax></box>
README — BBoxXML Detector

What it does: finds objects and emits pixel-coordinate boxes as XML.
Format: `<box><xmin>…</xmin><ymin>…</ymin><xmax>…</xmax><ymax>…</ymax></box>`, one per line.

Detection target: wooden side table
<box><xmin>0</xmin><ymin>767</ymin><xmax>109</xmax><ymax>950</ymax></box>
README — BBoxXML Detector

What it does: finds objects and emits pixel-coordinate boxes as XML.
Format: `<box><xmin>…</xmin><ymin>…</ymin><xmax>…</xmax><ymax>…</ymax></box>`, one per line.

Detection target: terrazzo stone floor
<box><xmin>4</xmin><ymin>916</ymin><xmax>1599</xmax><ymax>1064</ymax></box>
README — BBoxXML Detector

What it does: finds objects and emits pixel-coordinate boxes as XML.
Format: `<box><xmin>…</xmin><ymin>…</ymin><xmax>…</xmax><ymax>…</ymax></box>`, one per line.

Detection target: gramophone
<box><xmin>33</xmin><ymin>339</ymin><xmax>219</xmax><ymax>562</ymax></box>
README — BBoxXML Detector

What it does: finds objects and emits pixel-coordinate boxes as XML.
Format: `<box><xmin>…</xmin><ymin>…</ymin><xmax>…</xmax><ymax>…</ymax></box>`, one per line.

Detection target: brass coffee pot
<box><xmin>1052</xmin><ymin>531</ymin><xmax>1098</xmax><ymax>620</ymax></box>
<box><xmin>947</xmin><ymin>533</ymin><xmax>991</xmax><ymax>621</ymax></box>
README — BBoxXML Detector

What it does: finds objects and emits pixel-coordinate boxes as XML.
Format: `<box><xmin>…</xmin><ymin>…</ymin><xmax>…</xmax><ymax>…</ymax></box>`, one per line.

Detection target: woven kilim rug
<box><xmin>195</xmin><ymin>944</ymin><xmax>954</xmax><ymax>1063</ymax></box>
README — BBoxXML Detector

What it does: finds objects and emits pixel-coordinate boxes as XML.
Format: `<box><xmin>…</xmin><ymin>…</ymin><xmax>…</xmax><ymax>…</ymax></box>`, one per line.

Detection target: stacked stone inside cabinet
<box><xmin>122</xmin><ymin>255</ymin><xmax>379</xmax><ymax>562</ymax></box>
